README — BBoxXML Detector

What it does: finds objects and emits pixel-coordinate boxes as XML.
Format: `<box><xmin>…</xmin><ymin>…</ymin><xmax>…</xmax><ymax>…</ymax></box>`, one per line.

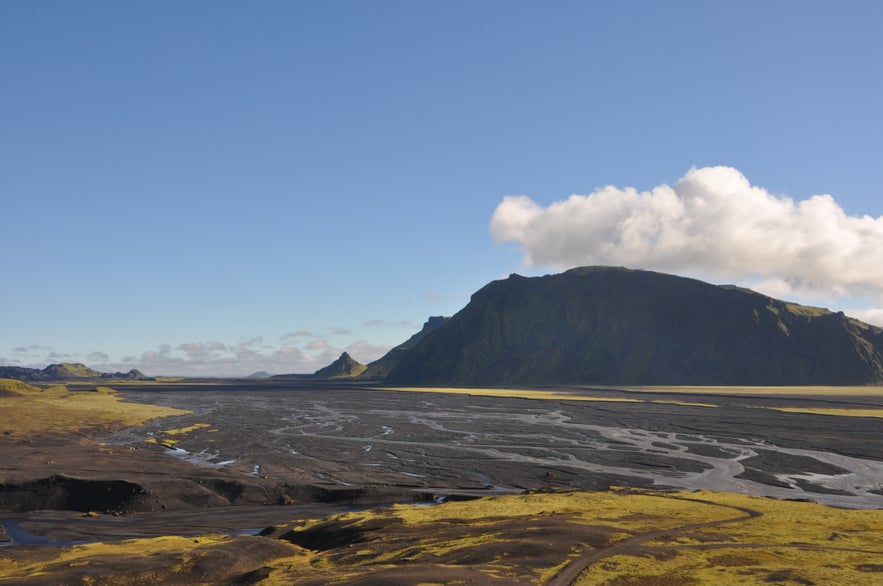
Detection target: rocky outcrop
<box><xmin>0</xmin><ymin>475</ymin><xmax>148</xmax><ymax>513</ymax></box>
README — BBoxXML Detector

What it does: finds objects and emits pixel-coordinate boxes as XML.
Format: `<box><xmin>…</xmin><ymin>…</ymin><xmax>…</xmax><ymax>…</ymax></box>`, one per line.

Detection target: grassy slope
<box><xmin>3</xmin><ymin>489</ymin><xmax>879</xmax><ymax>584</ymax></box>
<box><xmin>0</xmin><ymin>378</ymin><xmax>188</xmax><ymax>435</ymax></box>
<box><xmin>253</xmin><ymin>489</ymin><xmax>883</xmax><ymax>585</ymax></box>
<box><xmin>314</xmin><ymin>353</ymin><xmax>368</xmax><ymax>379</ymax></box>
<box><xmin>581</xmin><ymin>490</ymin><xmax>883</xmax><ymax>585</ymax></box>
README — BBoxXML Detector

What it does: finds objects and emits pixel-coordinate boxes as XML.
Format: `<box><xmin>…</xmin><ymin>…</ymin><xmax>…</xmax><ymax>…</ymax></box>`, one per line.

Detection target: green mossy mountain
<box><xmin>0</xmin><ymin>363</ymin><xmax>150</xmax><ymax>382</ymax></box>
<box><xmin>41</xmin><ymin>363</ymin><xmax>103</xmax><ymax>379</ymax></box>
<box><xmin>384</xmin><ymin>266</ymin><xmax>883</xmax><ymax>386</ymax></box>
<box><xmin>313</xmin><ymin>352</ymin><xmax>367</xmax><ymax>379</ymax></box>
<box><xmin>359</xmin><ymin>316</ymin><xmax>449</xmax><ymax>380</ymax></box>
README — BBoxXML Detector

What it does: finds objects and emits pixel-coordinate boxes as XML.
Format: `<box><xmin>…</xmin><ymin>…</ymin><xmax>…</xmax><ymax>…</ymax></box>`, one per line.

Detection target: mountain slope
<box><xmin>314</xmin><ymin>352</ymin><xmax>367</xmax><ymax>379</ymax></box>
<box><xmin>359</xmin><ymin>316</ymin><xmax>449</xmax><ymax>380</ymax></box>
<box><xmin>384</xmin><ymin>267</ymin><xmax>883</xmax><ymax>386</ymax></box>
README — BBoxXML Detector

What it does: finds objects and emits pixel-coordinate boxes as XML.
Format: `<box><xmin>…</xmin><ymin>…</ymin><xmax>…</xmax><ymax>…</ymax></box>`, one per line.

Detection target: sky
<box><xmin>2</xmin><ymin>1</ymin><xmax>882</xmax><ymax>376</ymax></box>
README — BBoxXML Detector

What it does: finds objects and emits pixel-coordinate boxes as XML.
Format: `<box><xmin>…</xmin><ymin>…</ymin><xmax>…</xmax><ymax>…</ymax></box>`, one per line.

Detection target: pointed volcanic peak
<box><xmin>313</xmin><ymin>352</ymin><xmax>367</xmax><ymax>379</ymax></box>
<box><xmin>383</xmin><ymin>266</ymin><xmax>883</xmax><ymax>386</ymax></box>
<box><xmin>359</xmin><ymin>316</ymin><xmax>449</xmax><ymax>380</ymax></box>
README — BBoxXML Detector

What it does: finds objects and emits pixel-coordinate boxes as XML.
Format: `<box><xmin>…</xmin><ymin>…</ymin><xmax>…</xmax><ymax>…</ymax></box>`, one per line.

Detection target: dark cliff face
<box><xmin>359</xmin><ymin>316</ymin><xmax>450</xmax><ymax>380</ymax></box>
<box><xmin>384</xmin><ymin>267</ymin><xmax>883</xmax><ymax>386</ymax></box>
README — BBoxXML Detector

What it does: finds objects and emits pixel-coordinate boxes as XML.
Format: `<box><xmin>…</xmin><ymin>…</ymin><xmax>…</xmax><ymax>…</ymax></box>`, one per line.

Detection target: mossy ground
<box><xmin>0</xmin><ymin>378</ymin><xmax>189</xmax><ymax>435</ymax></box>
<box><xmin>383</xmin><ymin>385</ymin><xmax>883</xmax><ymax>418</ymax></box>
<box><xmin>380</xmin><ymin>386</ymin><xmax>644</xmax><ymax>403</ymax></box>
<box><xmin>251</xmin><ymin>489</ymin><xmax>883</xmax><ymax>585</ymax></box>
<box><xmin>580</xmin><ymin>490</ymin><xmax>883</xmax><ymax>585</ymax></box>
<box><xmin>143</xmin><ymin>423</ymin><xmax>213</xmax><ymax>447</ymax></box>
<box><xmin>4</xmin><ymin>488</ymin><xmax>879</xmax><ymax>584</ymax></box>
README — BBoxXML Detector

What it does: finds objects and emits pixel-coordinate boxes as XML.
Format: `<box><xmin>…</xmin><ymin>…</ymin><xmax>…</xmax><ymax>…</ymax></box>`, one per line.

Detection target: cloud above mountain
<box><xmin>13</xmin><ymin>336</ymin><xmax>393</xmax><ymax>378</ymax></box>
<box><xmin>490</xmin><ymin>166</ymin><xmax>883</xmax><ymax>323</ymax></box>
<box><xmin>108</xmin><ymin>337</ymin><xmax>390</xmax><ymax>377</ymax></box>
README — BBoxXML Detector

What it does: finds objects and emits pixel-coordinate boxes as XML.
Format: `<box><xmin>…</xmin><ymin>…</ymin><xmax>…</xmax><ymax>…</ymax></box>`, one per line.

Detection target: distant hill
<box><xmin>102</xmin><ymin>369</ymin><xmax>150</xmax><ymax>380</ymax></box>
<box><xmin>383</xmin><ymin>266</ymin><xmax>883</xmax><ymax>386</ymax></box>
<box><xmin>359</xmin><ymin>316</ymin><xmax>449</xmax><ymax>380</ymax></box>
<box><xmin>313</xmin><ymin>352</ymin><xmax>367</xmax><ymax>379</ymax></box>
<box><xmin>41</xmin><ymin>363</ymin><xmax>103</xmax><ymax>379</ymax></box>
<box><xmin>0</xmin><ymin>363</ymin><xmax>151</xmax><ymax>382</ymax></box>
<box><xmin>246</xmin><ymin>371</ymin><xmax>272</xmax><ymax>379</ymax></box>
<box><xmin>0</xmin><ymin>378</ymin><xmax>42</xmax><ymax>396</ymax></box>
<box><xmin>0</xmin><ymin>366</ymin><xmax>47</xmax><ymax>382</ymax></box>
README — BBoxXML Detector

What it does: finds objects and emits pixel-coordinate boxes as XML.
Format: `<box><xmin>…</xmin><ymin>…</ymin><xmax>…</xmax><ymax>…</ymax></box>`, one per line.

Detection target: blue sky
<box><xmin>2</xmin><ymin>1</ymin><xmax>882</xmax><ymax>376</ymax></box>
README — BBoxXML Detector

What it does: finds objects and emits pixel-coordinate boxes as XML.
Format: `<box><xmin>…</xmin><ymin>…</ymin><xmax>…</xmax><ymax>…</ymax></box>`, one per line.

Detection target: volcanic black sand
<box><xmin>2</xmin><ymin>380</ymin><xmax>882</xmax><ymax>558</ymax></box>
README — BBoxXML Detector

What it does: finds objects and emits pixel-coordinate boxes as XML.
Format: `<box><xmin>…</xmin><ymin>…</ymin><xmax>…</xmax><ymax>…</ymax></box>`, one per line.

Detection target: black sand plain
<box><xmin>2</xmin><ymin>379</ymin><xmax>882</xmax><ymax>582</ymax></box>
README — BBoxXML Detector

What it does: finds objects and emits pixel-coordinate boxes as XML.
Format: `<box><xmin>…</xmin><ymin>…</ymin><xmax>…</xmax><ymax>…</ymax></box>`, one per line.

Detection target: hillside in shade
<box><xmin>359</xmin><ymin>316</ymin><xmax>449</xmax><ymax>380</ymax></box>
<box><xmin>383</xmin><ymin>266</ymin><xmax>883</xmax><ymax>386</ymax></box>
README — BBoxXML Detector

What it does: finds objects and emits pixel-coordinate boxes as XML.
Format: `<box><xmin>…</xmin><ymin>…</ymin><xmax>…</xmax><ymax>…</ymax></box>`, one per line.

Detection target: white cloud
<box><xmin>279</xmin><ymin>330</ymin><xmax>315</xmax><ymax>341</ymax></box>
<box><xmin>87</xmin><ymin>351</ymin><xmax>110</xmax><ymax>363</ymax></box>
<box><xmin>63</xmin><ymin>332</ymin><xmax>395</xmax><ymax>377</ymax></box>
<box><xmin>14</xmin><ymin>344</ymin><xmax>53</xmax><ymax>354</ymax></box>
<box><xmin>364</xmin><ymin>319</ymin><xmax>418</xmax><ymax>329</ymax></box>
<box><xmin>345</xmin><ymin>340</ymin><xmax>391</xmax><ymax>364</ymax></box>
<box><xmin>846</xmin><ymin>308</ymin><xmax>883</xmax><ymax>328</ymax></box>
<box><xmin>307</xmin><ymin>339</ymin><xmax>329</xmax><ymax>351</ymax></box>
<box><xmin>490</xmin><ymin>166</ymin><xmax>883</xmax><ymax>303</ymax></box>
<box><xmin>6</xmin><ymin>322</ymin><xmax>397</xmax><ymax>377</ymax></box>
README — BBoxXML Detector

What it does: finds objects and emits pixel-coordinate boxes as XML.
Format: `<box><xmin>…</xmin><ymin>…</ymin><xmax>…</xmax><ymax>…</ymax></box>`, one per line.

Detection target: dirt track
<box><xmin>547</xmin><ymin>494</ymin><xmax>762</xmax><ymax>586</ymax></box>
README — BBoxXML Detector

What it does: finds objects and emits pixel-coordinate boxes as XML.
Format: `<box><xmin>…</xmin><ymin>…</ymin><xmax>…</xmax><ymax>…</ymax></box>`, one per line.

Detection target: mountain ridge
<box><xmin>0</xmin><ymin>363</ymin><xmax>151</xmax><ymax>382</ymax></box>
<box><xmin>358</xmin><ymin>316</ymin><xmax>449</xmax><ymax>380</ymax></box>
<box><xmin>383</xmin><ymin>266</ymin><xmax>883</xmax><ymax>386</ymax></box>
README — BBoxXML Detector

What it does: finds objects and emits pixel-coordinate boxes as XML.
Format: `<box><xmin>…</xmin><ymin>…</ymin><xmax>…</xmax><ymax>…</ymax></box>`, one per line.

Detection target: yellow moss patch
<box><xmin>379</xmin><ymin>386</ymin><xmax>643</xmax><ymax>402</ymax></box>
<box><xmin>628</xmin><ymin>385</ymin><xmax>883</xmax><ymax>397</ymax></box>
<box><xmin>382</xmin><ymin>385</ymin><xmax>883</xmax><ymax>406</ymax></box>
<box><xmin>651</xmin><ymin>400</ymin><xmax>719</xmax><ymax>408</ymax></box>
<box><xmin>579</xmin><ymin>546</ymin><xmax>882</xmax><ymax>585</ymax></box>
<box><xmin>0</xmin><ymin>378</ymin><xmax>189</xmax><ymax>435</ymax></box>
<box><xmin>661</xmin><ymin>490</ymin><xmax>883</xmax><ymax>548</ymax></box>
<box><xmin>0</xmin><ymin>534</ymin><xmax>225</xmax><ymax>583</ymax></box>
<box><xmin>4</xmin><ymin>489</ymin><xmax>883</xmax><ymax>585</ymax></box>
<box><xmin>766</xmin><ymin>407</ymin><xmax>883</xmax><ymax>419</ymax></box>
<box><xmin>382</xmin><ymin>491</ymin><xmax>737</xmax><ymax>534</ymax></box>
<box><xmin>268</xmin><ymin>489</ymin><xmax>883</xmax><ymax>584</ymax></box>
<box><xmin>148</xmin><ymin>423</ymin><xmax>212</xmax><ymax>447</ymax></box>
<box><xmin>581</xmin><ymin>491</ymin><xmax>883</xmax><ymax>585</ymax></box>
